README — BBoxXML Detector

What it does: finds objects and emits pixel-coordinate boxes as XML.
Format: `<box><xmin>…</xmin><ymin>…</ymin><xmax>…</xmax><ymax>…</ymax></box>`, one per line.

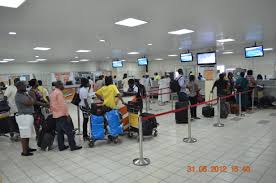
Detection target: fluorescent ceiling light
<box><xmin>9</xmin><ymin>32</ymin><xmax>16</xmax><ymax>35</ymax></box>
<box><xmin>222</xmin><ymin>51</ymin><xmax>234</xmax><ymax>55</ymax></box>
<box><xmin>3</xmin><ymin>59</ymin><xmax>15</xmax><ymax>61</ymax></box>
<box><xmin>33</xmin><ymin>47</ymin><xmax>51</xmax><ymax>51</ymax></box>
<box><xmin>155</xmin><ymin>58</ymin><xmax>163</xmax><ymax>61</ymax></box>
<box><xmin>216</xmin><ymin>38</ymin><xmax>235</xmax><ymax>43</ymax></box>
<box><xmin>76</xmin><ymin>50</ymin><xmax>91</xmax><ymax>53</ymax></box>
<box><xmin>0</xmin><ymin>0</ymin><xmax>26</xmax><ymax>8</ymax></box>
<box><xmin>263</xmin><ymin>48</ymin><xmax>274</xmax><ymax>51</ymax></box>
<box><xmin>70</xmin><ymin>61</ymin><xmax>79</xmax><ymax>63</ymax></box>
<box><xmin>168</xmin><ymin>54</ymin><xmax>178</xmax><ymax>57</ymax></box>
<box><xmin>168</xmin><ymin>29</ymin><xmax>194</xmax><ymax>35</ymax></box>
<box><xmin>35</xmin><ymin>56</ymin><xmax>39</xmax><ymax>58</ymax></box>
<box><xmin>36</xmin><ymin>59</ymin><xmax>47</xmax><ymax>61</ymax></box>
<box><xmin>147</xmin><ymin>43</ymin><xmax>152</xmax><ymax>46</ymax></box>
<box><xmin>115</xmin><ymin>18</ymin><xmax>148</xmax><ymax>27</ymax></box>
<box><xmin>99</xmin><ymin>40</ymin><xmax>105</xmax><ymax>42</ymax></box>
<box><xmin>121</xmin><ymin>60</ymin><xmax>126</xmax><ymax>62</ymax></box>
<box><xmin>27</xmin><ymin>61</ymin><xmax>39</xmax><ymax>63</ymax></box>
<box><xmin>80</xmin><ymin>59</ymin><xmax>89</xmax><ymax>62</ymax></box>
<box><xmin>0</xmin><ymin>60</ymin><xmax>9</xmax><ymax>63</ymax></box>
<box><xmin>128</xmin><ymin>52</ymin><xmax>139</xmax><ymax>55</ymax></box>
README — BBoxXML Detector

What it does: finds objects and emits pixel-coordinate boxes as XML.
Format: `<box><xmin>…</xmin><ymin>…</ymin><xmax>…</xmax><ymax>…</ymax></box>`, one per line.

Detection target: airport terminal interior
<box><xmin>1</xmin><ymin>0</ymin><xmax>276</xmax><ymax>183</ymax></box>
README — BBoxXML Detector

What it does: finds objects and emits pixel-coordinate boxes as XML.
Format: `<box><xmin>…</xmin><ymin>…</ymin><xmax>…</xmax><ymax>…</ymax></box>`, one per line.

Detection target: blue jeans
<box><xmin>55</xmin><ymin>116</ymin><xmax>76</xmax><ymax>150</ymax></box>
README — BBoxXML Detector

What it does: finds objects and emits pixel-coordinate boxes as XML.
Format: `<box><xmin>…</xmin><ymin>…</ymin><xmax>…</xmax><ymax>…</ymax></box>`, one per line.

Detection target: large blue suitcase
<box><xmin>90</xmin><ymin>115</ymin><xmax>105</xmax><ymax>140</ymax></box>
<box><xmin>105</xmin><ymin>110</ymin><xmax>123</xmax><ymax>136</ymax></box>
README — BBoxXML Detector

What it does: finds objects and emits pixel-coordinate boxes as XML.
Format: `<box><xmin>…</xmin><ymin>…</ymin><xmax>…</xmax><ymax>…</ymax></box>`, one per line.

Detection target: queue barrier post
<box><xmin>213</xmin><ymin>97</ymin><xmax>224</xmax><ymax>127</ymax></box>
<box><xmin>251</xmin><ymin>89</ymin><xmax>255</xmax><ymax>110</ymax></box>
<box><xmin>145</xmin><ymin>95</ymin><xmax>149</xmax><ymax>112</ymax></box>
<box><xmin>239</xmin><ymin>92</ymin><xmax>245</xmax><ymax>117</ymax></box>
<box><xmin>133</xmin><ymin>116</ymin><xmax>150</xmax><ymax>166</ymax></box>
<box><xmin>183</xmin><ymin>104</ymin><xmax>197</xmax><ymax>143</ymax></box>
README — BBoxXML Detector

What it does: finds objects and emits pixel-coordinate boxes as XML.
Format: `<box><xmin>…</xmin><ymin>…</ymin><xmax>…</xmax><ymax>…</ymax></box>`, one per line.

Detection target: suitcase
<box><xmin>220</xmin><ymin>101</ymin><xmax>230</xmax><ymax>119</ymax></box>
<box><xmin>230</xmin><ymin>104</ymin><xmax>239</xmax><ymax>115</ymax></box>
<box><xmin>90</xmin><ymin>115</ymin><xmax>105</xmax><ymax>140</ymax></box>
<box><xmin>202</xmin><ymin>105</ymin><xmax>215</xmax><ymax>118</ymax></box>
<box><xmin>140</xmin><ymin>113</ymin><xmax>158</xmax><ymax>136</ymax></box>
<box><xmin>37</xmin><ymin>115</ymin><xmax>56</xmax><ymax>150</ymax></box>
<box><xmin>105</xmin><ymin>110</ymin><xmax>123</xmax><ymax>137</ymax></box>
<box><xmin>175</xmin><ymin>101</ymin><xmax>189</xmax><ymax>123</ymax></box>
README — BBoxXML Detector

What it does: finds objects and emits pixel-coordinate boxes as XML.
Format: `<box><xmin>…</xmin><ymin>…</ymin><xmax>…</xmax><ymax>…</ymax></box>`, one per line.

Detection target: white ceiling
<box><xmin>0</xmin><ymin>0</ymin><xmax>276</xmax><ymax>63</ymax></box>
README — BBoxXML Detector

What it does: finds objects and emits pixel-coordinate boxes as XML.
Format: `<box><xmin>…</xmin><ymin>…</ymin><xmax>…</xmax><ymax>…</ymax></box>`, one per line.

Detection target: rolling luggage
<box><xmin>230</xmin><ymin>104</ymin><xmax>239</xmax><ymax>115</ymax></box>
<box><xmin>175</xmin><ymin>101</ymin><xmax>189</xmax><ymax>123</ymax></box>
<box><xmin>220</xmin><ymin>101</ymin><xmax>230</xmax><ymax>119</ymax></box>
<box><xmin>90</xmin><ymin>115</ymin><xmax>105</xmax><ymax>140</ymax></box>
<box><xmin>202</xmin><ymin>93</ymin><xmax>215</xmax><ymax>118</ymax></box>
<box><xmin>105</xmin><ymin>110</ymin><xmax>123</xmax><ymax>137</ymax></box>
<box><xmin>140</xmin><ymin>113</ymin><xmax>158</xmax><ymax>136</ymax></box>
<box><xmin>37</xmin><ymin>115</ymin><xmax>56</xmax><ymax>150</ymax></box>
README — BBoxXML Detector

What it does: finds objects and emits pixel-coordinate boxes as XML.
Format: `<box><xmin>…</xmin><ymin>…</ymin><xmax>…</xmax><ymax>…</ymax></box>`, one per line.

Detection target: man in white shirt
<box><xmin>176</xmin><ymin>69</ymin><xmax>188</xmax><ymax>101</ymax></box>
<box><xmin>4</xmin><ymin>78</ymin><xmax>20</xmax><ymax>141</ymax></box>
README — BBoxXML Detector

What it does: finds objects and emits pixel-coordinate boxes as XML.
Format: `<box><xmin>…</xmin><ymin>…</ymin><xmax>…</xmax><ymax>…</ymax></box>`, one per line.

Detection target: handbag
<box><xmin>71</xmin><ymin>92</ymin><xmax>80</xmax><ymax>106</ymax></box>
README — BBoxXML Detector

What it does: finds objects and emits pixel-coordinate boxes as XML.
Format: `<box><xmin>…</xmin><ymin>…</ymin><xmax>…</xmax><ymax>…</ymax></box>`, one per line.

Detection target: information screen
<box><xmin>180</xmin><ymin>53</ymin><xmax>193</xmax><ymax>62</ymax></box>
<box><xmin>112</xmin><ymin>60</ymin><xmax>123</xmax><ymax>68</ymax></box>
<box><xmin>197</xmin><ymin>52</ymin><xmax>216</xmax><ymax>65</ymax></box>
<box><xmin>245</xmin><ymin>46</ymin><xmax>264</xmax><ymax>58</ymax></box>
<box><xmin>138</xmin><ymin>58</ymin><xmax>148</xmax><ymax>66</ymax></box>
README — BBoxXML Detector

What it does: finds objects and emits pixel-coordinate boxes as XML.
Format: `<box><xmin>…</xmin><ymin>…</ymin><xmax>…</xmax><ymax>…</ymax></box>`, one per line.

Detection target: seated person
<box><xmin>96</xmin><ymin>76</ymin><xmax>125</xmax><ymax>110</ymax></box>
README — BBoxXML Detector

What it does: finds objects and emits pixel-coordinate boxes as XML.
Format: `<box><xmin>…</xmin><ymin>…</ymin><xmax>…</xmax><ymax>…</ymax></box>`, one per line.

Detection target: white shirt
<box><xmin>176</xmin><ymin>75</ymin><xmax>186</xmax><ymax>93</ymax></box>
<box><xmin>79</xmin><ymin>87</ymin><xmax>91</xmax><ymax>107</ymax></box>
<box><xmin>122</xmin><ymin>78</ymin><xmax>129</xmax><ymax>92</ymax></box>
<box><xmin>4</xmin><ymin>85</ymin><xmax>18</xmax><ymax>114</ymax></box>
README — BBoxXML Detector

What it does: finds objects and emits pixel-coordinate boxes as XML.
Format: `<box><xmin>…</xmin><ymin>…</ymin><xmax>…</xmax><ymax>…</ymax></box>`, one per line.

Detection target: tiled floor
<box><xmin>1</xmin><ymin>101</ymin><xmax>276</xmax><ymax>183</ymax></box>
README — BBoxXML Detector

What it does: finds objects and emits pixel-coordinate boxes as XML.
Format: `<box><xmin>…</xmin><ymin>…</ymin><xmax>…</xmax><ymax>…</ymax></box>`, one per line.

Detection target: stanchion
<box><xmin>133</xmin><ymin>117</ymin><xmax>150</xmax><ymax>166</ymax></box>
<box><xmin>251</xmin><ymin>89</ymin><xmax>255</xmax><ymax>110</ymax></box>
<box><xmin>213</xmin><ymin>97</ymin><xmax>224</xmax><ymax>127</ymax></box>
<box><xmin>75</xmin><ymin>106</ymin><xmax>82</xmax><ymax>135</ymax></box>
<box><xmin>239</xmin><ymin>92</ymin><xmax>245</xmax><ymax>117</ymax></box>
<box><xmin>183</xmin><ymin>104</ymin><xmax>197</xmax><ymax>143</ymax></box>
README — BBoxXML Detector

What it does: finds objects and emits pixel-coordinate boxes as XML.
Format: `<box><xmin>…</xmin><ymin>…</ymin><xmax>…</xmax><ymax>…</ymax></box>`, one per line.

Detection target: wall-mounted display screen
<box><xmin>245</xmin><ymin>46</ymin><xmax>264</xmax><ymax>58</ymax></box>
<box><xmin>180</xmin><ymin>53</ymin><xmax>193</xmax><ymax>62</ymax></box>
<box><xmin>112</xmin><ymin>60</ymin><xmax>123</xmax><ymax>68</ymax></box>
<box><xmin>197</xmin><ymin>52</ymin><xmax>216</xmax><ymax>65</ymax></box>
<box><xmin>138</xmin><ymin>58</ymin><xmax>148</xmax><ymax>66</ymax></box>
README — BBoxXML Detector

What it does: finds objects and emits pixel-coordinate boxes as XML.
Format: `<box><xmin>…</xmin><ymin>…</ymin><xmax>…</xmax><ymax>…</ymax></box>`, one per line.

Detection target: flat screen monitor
<box><xmin>180</xmin><ymin>53</ymin><xmax>193</xmax><ymax>62</ymax></box>
<box><xmin>138</xmin><ymin>58</ymin><xmax>148</xmax><ymax>66</ymax></box>
<box><xmin>112</xmin><ymin>60</ymin><xmax>123</xmax><ymax>68</ymax></box>
<box><xmin>245</xmin><ymin>45</ymin><xmax>264</xmax><ymax>58</ymax></box>
<box><xmin>197</xmin><ymin>52</ymin><xmax>216</xmax><ymax>65</ymax></box>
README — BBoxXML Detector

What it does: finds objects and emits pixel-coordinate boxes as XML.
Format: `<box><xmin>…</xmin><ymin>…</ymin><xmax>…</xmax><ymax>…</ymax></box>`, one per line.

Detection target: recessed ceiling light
<box><xmin>27</xmin><ymin>61</ymin><xmax>39</xmax><ymax>63</ymax></box>
<box><xmin>168</xmin><ymin>54</ymin><xmax>178</xmax><ymax>57</ymax></box>
<box><xmin>155</xmin><ymin>58</ymin><xmax>163</xmax><ymax>61</ymax></box>
<box><xmin>9</xmin><ymin>32</ymin><xmax>16</xmax><ymax>35</ymax></box>
<box><xmin>168</xmin><ymin>29</ymin><xmax>194</xmax><ymax>35</ymax></box>
<box><xmin>75</xmin><ymin>56</ymin><xmax>79</xmax><ymax>58</ymax></box>
<box><xmin>115</xmin><ymin>18</ymin><xmax>148</xmax><ymax>27</ymax></box>
<box><xmin>99</xmin><ymin>40</ymin><xmax>105</xmax><ymax>42</ymax></box>
<box><xmin>80</xmin><ymin>59</ymin><xmax>89</xmax><ymax>62</ymax></box>
<box><xmin>36</xmin><ymin>59</ymin><xmax>47</xmax><ymax>61</ymax></box>
<box><xmin>263</xmin><ymin>48</ymin><xmax>274</xmax><ymax>51</ymax></box>
<box><xmin>0</xmin><ymin>60</ymin><xmax>9</xmax><ymax>63</ymax></box>
<box><xmin>76</xmin><ymin>50</ymin><xmax>91</xmax><ymax>53</ymax></box>
<box><xmin>33</xmin><ymin>47</ymin><xmax>51</xmax><ymax>51</ymax></box>
<box><xmin>121</xmin><ymin>60</ymin><xmax>126</xmax><ymax>62</ymax></box>
<box><xmin>35</xmin><ymin>56</ymin><xmax>39</xmax><ymax>58</ymax></box>
<box><xmin>0</xmin><ymin>0</ymin><xmax>26</xmax><ymax>8</ymax></box>
<box><xmin>128</xmin><ymin>52</ymin><xmax>140</xmax><ymax>55</ymax></box>
<box><xmin>70</xmin><ymin>61</ymin><xmax>79</xmax><ymax>63</ymax></box>
<box><xmin>106</xmin><ymin>57</ymin><xmax>110</xmax><ymax>59</ymax></box>
<box><xmin>216</xmin><ymin>38</ymin><xmax>235</xmax><ymax>43</ymax></box>
<box><xmin>3</xmin><ymin>59</ymin><xmax>15</xmax><ymax>61</ymax></box>
<box><xmin>147</xmin><ymin>43</ymin><xmax>152</xmax><ymax>46</ymax></box>
<box><xmin>222</xmin><ymin>51</ymin><xmax>234</xmax><ymax>55</ymax></box>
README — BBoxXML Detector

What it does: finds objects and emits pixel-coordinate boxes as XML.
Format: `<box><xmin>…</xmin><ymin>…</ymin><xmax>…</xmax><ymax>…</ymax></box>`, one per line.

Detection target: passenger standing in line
<box><xmin>28</xmin><ymin>79</ymin><xmax>49</xmax><ymax>140</ymax></box>
<box><xmin>37</xmin><ymin>80</ymin><xmax>50</xmax><ymax>103</ymax></box>
<box><xmin>144</xmin><ymin>74</ymin><xmax>152</xmax><ymax>98</ymax></box>
<box><xmin>226</xmin><ymin>72</ymin><xmax>236</xmax><ymax>103</ymax></box>
<box><xmin>154</xmin><ymin>72</ymin><xmax>161</xmax><ymax>81</ymax></box>
<box><xmin>87</xmin><ymin>76</ymin><xmax>94</xmax><ymax>92</ymax></box>
<box><xmin>176</xmin><ymin>69</ymin><xmax>188</xmax><ymax>101</ymax></box>
<box><xmin>4</xmin><ymin>78</ymin><xmax>20</xmax><ymax>141</ymax></box>
<box><xmin>186</xmin><ymin>75</ymin><xmax>200</xmax><ymax>120</ymax></box>
<box><xmin>211</xmin><ymin>74</ymin><xmax>229</xmax><ymax>97</ymax></box>
<box><xmin>246</xmin><ymin>70</ymin><xmax>256</xmax><ymax>108</ymax></box>
<box><xmin>94</xmin><ymin>75</ymin><xmax>104</xmax><ymax>91</ymax></box>
<box><xmin>50</xmin><ymin>81</ymin><xmax>82</xmax><ymax>151</ymax></box>
<box><xmin>198</xmin><ymin>73</ymin><xmax>203</xmax><ymax>80</ymax></box>
<box><xmin>122</xmin><ymin>73</ymin><xmax>129</xmax><ymax>93</ymax></box>
<box><xmin>79</xmin><ymin>78</ymin><xmax>91</xmax><ymax>141</ymax></box>
<box><xmin>113</xmin><ymin>75</ymin><xmax>118</xmax><ymax>86</ymax></box>
<box><xmin>15</xmin><ymin>81</ymin><xmax>36</xmax><ymax>156</ymax></box>
<box><xmin>235</xmin><ymin>72</ymin><xmax>249</xmax><ymax>111</ymax></box>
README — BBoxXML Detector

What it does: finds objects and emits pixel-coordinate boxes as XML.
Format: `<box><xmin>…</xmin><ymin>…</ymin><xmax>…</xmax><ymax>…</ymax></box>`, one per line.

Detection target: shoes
<box><xmin>59</xmin><ymin>145</ymin><xmax>69</xmax><ymax>151</ymax></box>
<box><xmin>194</xmin><ymin>117</ymin><xmax>201</xmax><ymax>119</ymax></box>
<box><xmin>83</xmin><ymin>136</ymin><xmax>90</xmax><ymax>141</ymax></box>
<box><xmin>28</xmin><ymin>148</ymin><xmax>37</xmax><ymax>152</ymax></box>
<box><xmin>71</xmin><ymin>146</ymin><xmax>82</xmax><ymax>151</ymax></box>
<box><xmin>21</xmin><ymin>152</ymin><xmax>33</xmax><ymax>156</ymax></box>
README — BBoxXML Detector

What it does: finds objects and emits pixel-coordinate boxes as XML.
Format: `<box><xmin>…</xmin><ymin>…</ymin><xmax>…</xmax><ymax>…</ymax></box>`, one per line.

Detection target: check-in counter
<box><xmin>257</xmin><ymin>80</ymin><xmax>276</xmax><ymax>97</ymax></box>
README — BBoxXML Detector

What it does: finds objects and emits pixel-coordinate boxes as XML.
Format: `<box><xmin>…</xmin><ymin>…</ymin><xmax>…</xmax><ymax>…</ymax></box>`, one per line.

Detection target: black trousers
<box><xmin>55</xmin><ymin>116</ymin><xmax>76</xmax><ymax>150</ymax></box>
<box><xmin>82</xmin><ymin>112</ymin><xmax>89</xmax><ymax>138</ymax></box>
<box><xmin>189</xmin><ymin>96</ymin><xmax>198</xmax><ymax>118</ymax></box>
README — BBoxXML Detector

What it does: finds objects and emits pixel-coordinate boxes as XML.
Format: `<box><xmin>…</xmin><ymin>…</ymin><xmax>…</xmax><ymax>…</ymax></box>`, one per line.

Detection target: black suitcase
<box><xmin>140</xmin><ymin>113</ymin><xmax>158</xmax><ymax>136</ymax></box>
<box><xmin>175</xmin><ymin>101</ymin><xmax>189</xmax><ymax>123</ymax></box>
<box><xmin>37</xmin><ymin>115</ymin><xmax>56</xmax><ymax>150</ymax></box>
<box><xmin>202</xmin><ymin>105</ymin><xmax>215</xmax><ymax>118</ymax></box>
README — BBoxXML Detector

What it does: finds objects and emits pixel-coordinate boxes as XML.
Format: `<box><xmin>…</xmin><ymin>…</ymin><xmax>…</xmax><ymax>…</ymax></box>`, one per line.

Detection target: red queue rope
<box><xmin>142</xmin><ymin>89</ymin><xmax>254</xmax><ymax>121</ymax></box>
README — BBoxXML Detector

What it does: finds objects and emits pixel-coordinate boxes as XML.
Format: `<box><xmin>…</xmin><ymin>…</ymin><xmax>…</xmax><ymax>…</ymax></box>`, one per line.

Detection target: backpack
<box><xmin>170</xmin><ymin>76</ymin><xmax>182</xmax><ymax>93</ymax></box>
